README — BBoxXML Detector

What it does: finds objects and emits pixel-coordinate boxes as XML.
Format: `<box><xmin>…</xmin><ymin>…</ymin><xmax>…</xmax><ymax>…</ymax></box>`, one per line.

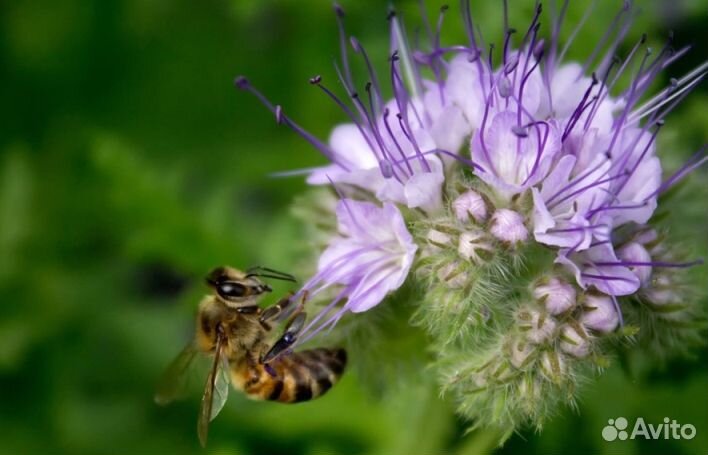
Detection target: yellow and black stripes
<box><xmin>231</xmin><ymin>348</ymin><xmax>347</xmax><ymax>403</ymax></box>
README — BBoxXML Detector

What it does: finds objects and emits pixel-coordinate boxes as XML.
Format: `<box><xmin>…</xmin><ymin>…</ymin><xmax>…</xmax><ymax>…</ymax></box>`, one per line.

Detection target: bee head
<box><xmin>206</xmin><ymin>266</ymin><xmax>272</xmax><ymax>306</ymax></box>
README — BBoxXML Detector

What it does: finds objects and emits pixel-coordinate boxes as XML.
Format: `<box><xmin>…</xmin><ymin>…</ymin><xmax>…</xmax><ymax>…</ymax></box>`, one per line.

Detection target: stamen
<box><xmin>235</xmin><ymin>76</ymin><xmax>339</xmax><ymax>164</ymax></box>
<box><xmin>558</xmin><ymin>0</ymin><xmax>595</xmax><ymax>63</ymax></box>
<box><xmin>502</xmin><ymin>28</ymin><xmax>516</xmax><ymax>68</ymax></box>
<box><xmin>521</xmin><ymin>121</ymin><xmax>551</xmax><ymax>186</ymax></box>
<box><xmin>498</xmin><ymin>75</ymin><xmax>512</xmax><ymax>98</ymax></box>
<box><xmin>550</xmin><ymin>172</ymin><xmax>629</xmax><ymax>209</ymax></box>
<box><xmin>350</xmin><ymin>37</ymin><xmax>384</xmax><ymax>115</ymax></box>
<box><xmin>333</xmin><ymin>3</ymin><xmax>354</xmax><ymax>90</ymax></box>
<box><xmin>562</xmin><ymin>74</ymin><xmax>598</xmax><ymax>141</ymax></box>
<box><xmin>590</xmin><ymin>259</ymin><xmax>703</xmax><ymax>268</ymax></box>
<box><xmin>398</xmin><ymin>113</ymin><xmax>432</xmax><ymax>173</ymax></box>
<box><xmin>630</xmin><ymin>68</ymin><xmax>708</xmax><ymax>122</ymax></box>
<box><xmin>512</xmin><ymin>125</ymin><xmax>528</xmax><ymax>137</ymax></box>
<box><xmin>309</xmin><ymin>75</ymin><xmax>384</xmax><ymax>168</ymax></box>
<box><xmin>645</xmin><ymin>146</ymin><xmax>708</xmax><ymax>200</ymax></box>
<box><xmin>584</xmin><ymin>58</ymin><xmax>619</xmax><ymax>130</ymax></box>
<box><xmin>605</xmin><ymin>46</ymin><xmax>653</xmax><ymax>158</ymax></box>
<box><xmin>460</xmin><ymin>0</ymin><xmax>488</xmax><ymax>98</ymax></box>
<box><xmin>545</xmin><ymin>155</ymin><xmax>611</xmax><ymax>206</ymax></box>
<box><xmin>390</xmin><ymin>14</ymin><xmax>423</xmax><ymax>99</ymax></box>
<box><xmin>383</xmin><ymin>108</ymin><xmax>414</xmax><ymax>176</ymax></box>
<box><xmin>586</xmin><ymin>201</ymin><xmax>649</xmax><ymax>218</ymax></box>
<box><xmin>580</xmin><ymin>0</ymin><xmax>630</xmax><ymax>76</ymax></box>
<box><xmin>547</xmin><ymin>0</ymin><xmax>570</xmax><ymax>72</ymax></box>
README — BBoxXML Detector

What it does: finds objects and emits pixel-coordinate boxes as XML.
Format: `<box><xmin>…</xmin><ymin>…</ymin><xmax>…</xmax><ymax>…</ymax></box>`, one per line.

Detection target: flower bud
<box><xmin>518</xmin><ymin>376</ymin><xmax>542</xmax><ymax>410</ymax></box>
<box><xmin>510</xmin><ymin>338</ymin><xmax>535</xmax><ymax>369</ymax></box>
<box><xmin>559</xmin><ymin>324</ymin><xmax>590</xmax><ymax>358</ymax></box>
<box><xmin>490</xmin><ymin>209</ymin><xmax>528</xmax><ymax>244</ymax></box>
<box><xmin>458</xmin><ymin>230</ymin><xmax>494</xmax><ymax>263</ymax></box>
<box><xmin>580</xmin><ymin>294</ymin><xmax>619</xmax><ymax>333</ymax></box>
<box><xmin>540</xmin><ymin>351</ymin><xmax>565</xmax><ymax>383</ymax></box>
<box><xmin>643</xmin><ymin>274</ymin><xmax>681</xmax><ymax>306</ymax></box>
<box><xmin>426</xmin><ymin>228</ymin><xmax>453</xmax><ymax>247</ymax></box>
<box><xmin>436</xmin><ymin>261</ymin><xmax>468</xmax><ymax>289</ymax></box>
<box><xmin>617</xmin><ymin>241</ymin><xmax>652</xmax><ymax>286</ymax></box>
<box><xmin>453</xmin><ymin>190</ymin><xmax>488</xmax><ymax>223</ymax></box>
<box><xmin>518</xmin><ymin>308</ymin><xmax>557</xmax><ymax>344</ymax></box>
<box><xmin>532</xmin><ymin>277</ymin><xmax>577</xmax><ymax>315</ymax></box>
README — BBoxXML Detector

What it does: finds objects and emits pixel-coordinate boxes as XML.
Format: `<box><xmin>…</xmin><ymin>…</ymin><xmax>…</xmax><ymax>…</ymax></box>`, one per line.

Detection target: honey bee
<box><xmin>155</xmin><ymin>266</ymin><xmax>347</xmax><ymax>447</ymax></box>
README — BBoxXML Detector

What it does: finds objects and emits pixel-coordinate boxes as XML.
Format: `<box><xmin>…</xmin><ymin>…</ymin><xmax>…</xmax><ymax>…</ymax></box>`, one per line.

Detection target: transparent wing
<box><xmin>154</xmin><ymin>342</ymin><xmax>200</xmax><ymax>406</ymax></box>
<box><xmin>197</xmin><ymin>332</ymin><xmax>231</xmax><ymax>447</ymax></box>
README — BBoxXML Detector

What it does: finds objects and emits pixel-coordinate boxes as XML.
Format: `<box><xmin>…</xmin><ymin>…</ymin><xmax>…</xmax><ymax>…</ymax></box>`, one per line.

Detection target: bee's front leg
<box><xmin>260</xmin><ymin>292</ymin><xmax>309</xmax><ymax>364</ymax></box>
<box><xmin>258</xmin><ymin>291</ymin><xmax>297</xmax><ymax>331</ymax></box>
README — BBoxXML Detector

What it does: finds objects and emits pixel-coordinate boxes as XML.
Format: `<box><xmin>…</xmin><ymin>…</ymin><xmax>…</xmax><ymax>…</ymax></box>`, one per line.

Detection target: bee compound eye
<box><xmin>217</xmin><ymin>281</ymin><xmax>247</xmax><ymax>299</ymax></box>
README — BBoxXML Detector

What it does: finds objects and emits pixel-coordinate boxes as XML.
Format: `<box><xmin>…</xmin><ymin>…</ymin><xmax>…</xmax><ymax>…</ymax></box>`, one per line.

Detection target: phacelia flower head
<box><xmin>237</xmin><ymin>0</ymin><xmax>707</xmax><ymax>444</ymax></box>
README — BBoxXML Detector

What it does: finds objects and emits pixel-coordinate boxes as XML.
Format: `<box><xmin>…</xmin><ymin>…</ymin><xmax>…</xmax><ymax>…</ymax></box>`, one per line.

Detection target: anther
<box><xmin>333</xmin><ymin>2</ymin><xmax>345</xmax><ymax>18</ymax></box>
<box><xmin>309</xmin><ymin>75</ymin><xmax>322</xmax><ymax>85</ymax></box>
<box><xmin>440</xmin><ymin>5</ymin><xmax>449</xmax><ymax>12</ymax></box>
<box><xmin>274</xmin><ymin>105</ymin><xmax>283</xmax><ymax>124</ymax></box>
<box><xmin>379</xmin><ymin>159</ymin><xmax>394</xmax><ymax>178</ymax></box>
<box><xmin>498</xmin><ymin>76</ymin><xmax>512</xmax><ymax>98</ymax></box>
<box><xmin>387</xmin><ymin>9</ymin><xmax>396</xmax><ymax>21</ymax></box>
<box><xmin>512</xmin><ymin>125</ymin><xmax>528</xmax><ymax>137</ymax></box>
<box><xmin>350</xmin><ymin>36</ymin><xmax>361</xmax><ymax>52</ymax></box>
<box><xmin>234</xmin><ymin>76</ymin><xmax>249</xmax><ymax>89</ymax></box>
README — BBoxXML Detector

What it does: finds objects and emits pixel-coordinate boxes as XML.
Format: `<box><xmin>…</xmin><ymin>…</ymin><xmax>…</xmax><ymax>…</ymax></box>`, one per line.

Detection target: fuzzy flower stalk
<box><xmin>236</xmin><ymin>1</ymin><xmax>708</xmax><ymax>442</ymax></box>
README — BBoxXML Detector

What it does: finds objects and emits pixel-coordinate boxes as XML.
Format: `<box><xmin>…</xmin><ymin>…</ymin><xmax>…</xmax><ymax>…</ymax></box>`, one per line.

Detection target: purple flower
<box><xmin>557</xmin><ymin>242</ymin><xmax>640</xmax><ymax>296</ymax></box>
<box><xmin>307</xmin><ymin>122</ymin><xmax>445</xmax><ymax>213</ymax></box>
<box><xmin>297</xmin><ymin>199</ymin><xmax>417</xmax><ymax>340</ymax></box>
<box><xmin>236</xmin><ymin>9</ymin><xmax>478</xmax><ymax>214</ymax></box>
<box><xmin>471</xmin><ymin>111</ymin><xmax>561</xmax><ymax>199</ymax></box>
<box><xmin>532</xmin><ymin>154</ymin><xmax>611</xmax><ymax>250</ymax></box>
<box><xmin>581</xmin><ymin>294</ymin><xmax>620</xmax><ymax>333</ymax></box>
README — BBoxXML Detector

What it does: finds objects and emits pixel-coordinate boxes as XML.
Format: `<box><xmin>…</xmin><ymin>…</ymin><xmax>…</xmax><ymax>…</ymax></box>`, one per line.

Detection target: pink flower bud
<box><xmin>581</xmin><ymin>294</ymin><xmax>619</xmax><ymax>333</ymax></box>
<box><xmin>559</xmin><ymin>324</ymin><xmax>590</xmax><ymax>358</ymax></box>
<box><xmin>519</xmin><ymin>308</ymin><xmax>557</xmax><ymax>343</ymax></box>
<box><xmin>490</xmin><ymin>209</ymin><xmax>528</xmax><ymax>243</ymax></box>
<box><xmin>533</xmin><ymin>277</ymin><xmax>577</xmax><ymax>315</ymax></box>
<box><xmin>453</xmin><ymin>190</ymin><xmax>488</xmax><ymax>223</ymax></box>
<box><xmin>617</xmin><ymin>241</ymin><xmax>652</xmax><ymax>286</ymax></box>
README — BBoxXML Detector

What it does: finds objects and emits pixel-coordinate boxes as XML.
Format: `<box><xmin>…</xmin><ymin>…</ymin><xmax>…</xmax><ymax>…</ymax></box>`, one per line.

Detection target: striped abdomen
<box><xmin>231</xmin><ymin>348</ymin><xmax>346</xmax><ymax>403</ymax></box>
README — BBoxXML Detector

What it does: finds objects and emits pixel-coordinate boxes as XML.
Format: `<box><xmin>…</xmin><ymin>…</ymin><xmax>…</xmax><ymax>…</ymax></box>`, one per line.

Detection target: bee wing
<box><xmin>197</xmin><ymin>331</ymin><xmax>231</xmax><ymax>447</ymax></box>
<box><xmin>154</xmin><ymin>342</ymin><xmax>201</xmax><ymax>406</ymax></box>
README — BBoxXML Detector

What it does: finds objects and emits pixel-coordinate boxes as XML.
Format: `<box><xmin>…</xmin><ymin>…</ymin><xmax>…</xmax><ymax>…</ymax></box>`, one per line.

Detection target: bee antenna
<box><xmin>245</xmin><ymin>266</ymin><xmax>298</xmax><ymax>282</ymax></box>
<box><xmin>245</xmin><ymin>273</ymin><xmax>298</xmax><ymax>283</ymax></box>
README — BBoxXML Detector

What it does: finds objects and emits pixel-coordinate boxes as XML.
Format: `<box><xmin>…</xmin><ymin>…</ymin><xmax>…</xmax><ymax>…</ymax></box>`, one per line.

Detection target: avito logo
<box><xmin>602</xmin><ymin>417</ymin><xmax>696</xmax><ymax>442</ymax></box>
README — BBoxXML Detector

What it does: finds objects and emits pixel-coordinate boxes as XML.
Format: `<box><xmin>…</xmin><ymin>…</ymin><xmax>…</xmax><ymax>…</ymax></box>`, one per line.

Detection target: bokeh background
<box><xmin>1</xmin><ymin>0</ymin><xmax>707</xmax><ymax>454</ymax></box>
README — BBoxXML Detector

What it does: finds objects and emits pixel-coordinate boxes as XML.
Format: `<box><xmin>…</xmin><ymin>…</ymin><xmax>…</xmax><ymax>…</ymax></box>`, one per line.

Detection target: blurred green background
<box><xmin>1</xmin><ymin>0</ymin><xmax>707</xmax><ymax>454</ymax></box>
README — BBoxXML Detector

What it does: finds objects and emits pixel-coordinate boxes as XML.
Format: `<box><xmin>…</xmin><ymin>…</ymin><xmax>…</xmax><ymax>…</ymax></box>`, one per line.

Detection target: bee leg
<box><xmin>258</xmin><ymin>292</ymin><xmax>294</xmax><ymax>331</ymax></box>
<box><xmin>260</xmin><ymin>312</ymin><xmax>307</xmax><ymax>364</ymax></box>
